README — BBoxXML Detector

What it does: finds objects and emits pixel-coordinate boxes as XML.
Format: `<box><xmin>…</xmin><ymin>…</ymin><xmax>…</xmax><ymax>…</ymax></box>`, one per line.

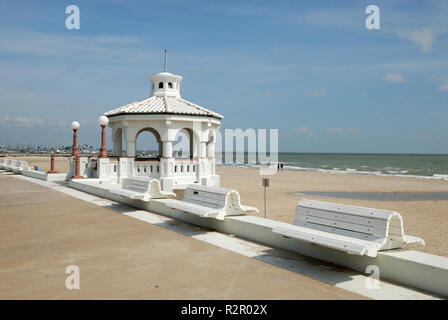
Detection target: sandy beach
<box><xmin>216</xmin><ymin>166</ymin><xmax>448</xmax><ymax>258</ymax></box>
<box><xmin>6</xmin><ymin>155</ymin><xmax>448</xmax><ymax>257</ymax></box>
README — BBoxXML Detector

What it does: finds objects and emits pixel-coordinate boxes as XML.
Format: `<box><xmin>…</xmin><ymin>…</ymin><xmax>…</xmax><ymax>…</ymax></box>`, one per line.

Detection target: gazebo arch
<box><xmin>173</xmin><ymin>128</ymin><xmax>194</xmax><ymax>159</ymax></box>
<box><xmin>135</xmin><ymin>127</ymin><xmax>163</xmax><ymax>157</ymax></box>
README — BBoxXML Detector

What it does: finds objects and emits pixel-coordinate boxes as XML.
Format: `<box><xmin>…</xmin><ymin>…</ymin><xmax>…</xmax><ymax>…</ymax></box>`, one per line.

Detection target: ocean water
<box><xmin>216</xmin><ymin>153</ymin><xmax>448</xmax><ymax>180</ymax></box>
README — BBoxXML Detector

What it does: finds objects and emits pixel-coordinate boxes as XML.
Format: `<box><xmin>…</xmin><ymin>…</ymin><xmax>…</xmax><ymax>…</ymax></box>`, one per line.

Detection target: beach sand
<box><xmin>6</xmin><ymin>155</ymin><xmax>448</xmax><ymax>257</ymax></box>
<box><xmin>10</xmin><ymin>155</ymin><xmax>71</xmax><ymax>173</ymax></box>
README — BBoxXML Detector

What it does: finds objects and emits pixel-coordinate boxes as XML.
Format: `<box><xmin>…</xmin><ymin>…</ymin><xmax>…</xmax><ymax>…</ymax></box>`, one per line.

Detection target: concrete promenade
<box><xmin>0</xmin><ymin>173</ymin><xmax>364</xmax><ymax>299</ymax></box>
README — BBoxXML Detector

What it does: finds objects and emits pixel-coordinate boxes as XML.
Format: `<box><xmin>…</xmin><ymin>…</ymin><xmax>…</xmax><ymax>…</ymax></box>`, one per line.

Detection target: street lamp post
<box><xmin>262</xmin><ymin>178</ymin><xmax>269</xmax><ymax>219</ymax></box>
<box><xmin>98</xmin><ymin>115</ymin><xmax>109</xmax><ymax>158</ymax></box>
<box><xmin>70</xmin><ymin>121</ymin><xmax>84</xmax><ymax>179</ymax></box>
<box><xmin>72</xmin><ymin>155</ymin><xmax>85</xmax><ymax>179</ymax></box>
<box><xmin>47</xmin><ymin>153</ymin><xmax>58</xmax><ymax>174</ymax></box>
<box><xmin>70</xmin><ymin>121</ymin><xmax>80</xmax><ymax>157</ymax></box>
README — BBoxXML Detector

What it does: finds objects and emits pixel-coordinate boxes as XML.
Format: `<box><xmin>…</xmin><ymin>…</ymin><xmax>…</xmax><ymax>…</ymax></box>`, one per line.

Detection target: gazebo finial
<box><xmin>164</xmin><ymin>49</ymin><xmax>167</xmax><ymax>72</ymax></box>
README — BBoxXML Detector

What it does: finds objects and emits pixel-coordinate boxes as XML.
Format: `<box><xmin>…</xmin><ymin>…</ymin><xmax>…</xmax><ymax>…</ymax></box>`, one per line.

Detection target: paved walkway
<box><xmin>0</xmin><ymin>173</ymin><xmax>364</xmax><ymax>299</ymax></box>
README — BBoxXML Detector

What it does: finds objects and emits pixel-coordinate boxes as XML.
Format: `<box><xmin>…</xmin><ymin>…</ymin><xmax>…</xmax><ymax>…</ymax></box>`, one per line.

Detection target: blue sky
<box><xmin>0</xmin><ymin>0</ymin><xmax>447</xmax><ymax>153</ymax></box>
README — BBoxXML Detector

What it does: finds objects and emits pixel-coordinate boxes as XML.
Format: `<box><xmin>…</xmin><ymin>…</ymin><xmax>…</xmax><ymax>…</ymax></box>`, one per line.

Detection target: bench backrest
<box><xmin>184</xmin><ymin>184</ymin><xmax>241</xmax><ymax>211</ymax></box>
<box><xmin>5</xmin><ymin>159</ymin><xmax>16</xmax><ymax>170</ymax></box>
<box><xmin>293</xmin><ymin>199</ymin><xmax>400</xmax><ymax>241</ymax></box>
<box><xmin>122</xmin><ymin>177</ymin><xmax>151</xmax><ymax>193</ymax></box>
<box><xmin>15</xmin><ymin>161</ymin><xmax>27</xmax><ymax>169</ymax></box>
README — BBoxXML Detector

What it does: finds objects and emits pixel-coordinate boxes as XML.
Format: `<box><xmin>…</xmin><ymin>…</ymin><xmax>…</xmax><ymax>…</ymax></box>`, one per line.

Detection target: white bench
<box><xmin>12</xmin><ymin>160</ymin><xmax>29</xmax><ymax>173</ymax></box>
<box><xmin>110</xmin><ymin>176</ymin><xmax>175</xmax><ymax>201</ymax></box>
<box><xmin>5</xmin><ymin>159</ymin><xmax>16</xmax><ymax>172</ymax></box>
<box><xmin>165</xmin><ymin>184</ymin><xmax>259</xmax><ymax>220</ymax></box>
<box><xmin>272</xmin><ymin>199</ymin><xmax>425</xmax><ymax>257</ymax></box>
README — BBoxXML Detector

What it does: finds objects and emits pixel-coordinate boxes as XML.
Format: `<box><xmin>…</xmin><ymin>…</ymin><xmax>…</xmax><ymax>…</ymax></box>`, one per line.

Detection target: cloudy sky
<box><xmin>0</xmin><ymin>0</ymin><xmax>447</xmax><ymax>153</ymax></box>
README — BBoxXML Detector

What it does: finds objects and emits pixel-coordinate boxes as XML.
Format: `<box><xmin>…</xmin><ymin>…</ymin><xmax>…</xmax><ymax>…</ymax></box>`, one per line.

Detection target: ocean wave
<box><xmin>220</xmin><ymin>163</ymin><xmax>448</xmax><ymax>180</ymax></box>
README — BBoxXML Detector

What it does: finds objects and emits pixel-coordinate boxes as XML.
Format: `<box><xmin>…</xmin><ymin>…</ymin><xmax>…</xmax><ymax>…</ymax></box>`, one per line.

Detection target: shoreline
<box><xmin>219</xmin><ymin>163</ymin><xmax>448</xmax><ymax>181</ymax></box>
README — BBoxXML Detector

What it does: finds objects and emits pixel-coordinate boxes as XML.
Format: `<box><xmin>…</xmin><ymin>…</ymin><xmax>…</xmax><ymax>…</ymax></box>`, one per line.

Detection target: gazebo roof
<box><xmin>104</xmin><ymin>96</ymin><xmax>223</xmax><ymax>119</ymax></box>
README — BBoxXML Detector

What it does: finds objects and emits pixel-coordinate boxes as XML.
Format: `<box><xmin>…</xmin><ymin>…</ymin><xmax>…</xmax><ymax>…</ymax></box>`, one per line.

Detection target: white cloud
<box><xmin>432</xmin><ymin>76</ymin><xmax>448</xmax><ymax>91</ymax></box>
<box><xmin>439</xmin><ymin>82</ymin><xmax>448</xmax><ymax>91</ymax></box>
<box><xmin>325</xmin><ymin>128</ymin><xmax>359</xmax><ymax>135</ymax></box>
<box><xmin>12</xmin><ymin>116</ymin><xmax>44</xmax><ymax>127</ymax></box>
<box><xmin>304</xmin><ymin>89</ymin><xmax>326</xmax><ymax>97</ymax></box>
<box><xmin>286</xmin><ymin>127</ymin><xmax>311</xmax><ymax>136</ymax></box>
<box><xmin>0</xmin><ymin>114</ymin><xmax>69</xmax><ymax>128</ymax></box>
<box><xmin>365</xmin><ymin>58</ymin><xmax>448</xmax><ymax>72</ymax></box>
<box><xmin>384</xmin><ymin>73</ymin><xmax>406</xmax><ymax>83</ymax></box>
<box><xmin>397</xmin><ymin>27</ymin><xmax>437</xmax><ymax>53</ymax></box>
<box><xmin>302</xmin><ymin>9</ymin><xmax>360</xmax><ymax>29</ymax></box>
<box><xmin>425</xmin><ymin>112</ymin><xmax>447</xmax><ymax>118</ymax></box>
<box><xmin>438</xmin><ymin>79</ymin><xmax>448</xmax><ymax>91</ymax></box>
<box><xmin>0</xmin><ymin>30</ymin><xmax>155</xmax><ymax>64</ymax></box>
<box><xmin>294</xmin><ymin>127</ymin><xmax>309</xmax><ymax>133</ymax></box>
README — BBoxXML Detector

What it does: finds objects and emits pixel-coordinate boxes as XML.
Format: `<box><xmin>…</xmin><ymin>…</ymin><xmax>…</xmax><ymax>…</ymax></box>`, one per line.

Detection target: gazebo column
<box><xmin>206</xmin><ymin>141</ymin><xmax>215</xmax><ymax>158</ymax></box>
<box><xmin>125</xmin><ymin>140</ymin><xmax>136</xmax><ymax>157</ymax></box>
<box><xmin>159</xmin><ymin>139</ymin><xmax>175</xmax><ymax>192</ymax></box>
<box><xmin>203</xmin><ymin>128</ymin><xmax>219</xmax><ymax>187</ymax></box>
<box><xmin>197</xmin><ymin>140</ymin><xmax>211</xmax><ymax>186</ymax></box>
<box><xmin>200</xmin><ymin>142</ymin><xmax>207</xmax><ymax>158</ymax></box>
<box><xmin>207</xmin><ymin>141</ymin><xmax>216</xmax><ymax>175</ymax></box>
<box><xmin>123</xmin><ymin>127</ymin><xmax>137</xmax><ymax>158</ymax></box>
<box><xmin>163</xmin><ymin>140</ymin><xmax>173</xmax><ymax>158</ymax></box>
<box><xmin>112</xmin><ymin>127</ymin><xmax>123</xmax><ymax>156</ymax></box>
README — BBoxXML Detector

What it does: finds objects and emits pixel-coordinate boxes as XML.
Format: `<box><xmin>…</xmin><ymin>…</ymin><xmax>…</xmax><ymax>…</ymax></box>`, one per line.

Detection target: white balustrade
<box><xmin>134</xmin><ymin>160</ymin><xmax>162</xmax><ymax>179</ymax></box>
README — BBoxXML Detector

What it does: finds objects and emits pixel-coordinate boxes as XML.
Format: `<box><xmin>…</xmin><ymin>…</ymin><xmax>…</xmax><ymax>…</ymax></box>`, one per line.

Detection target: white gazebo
<box><xmin>88</xmin><ymin>68</ymin><xmax>223</xmax><ymax>192</ymax></box>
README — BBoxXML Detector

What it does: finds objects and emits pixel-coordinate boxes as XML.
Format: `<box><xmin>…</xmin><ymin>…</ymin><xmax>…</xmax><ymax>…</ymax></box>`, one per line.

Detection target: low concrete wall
<box><xmin>69</xmin><ymin>179</ymin><xmax>448</xmax><ymax>298</ymax></box>
<box><xmin>22</xmin><ymin>170</ymin><xmax>68</xmax><ymax>181</ymax></box>
<box><xmin>46</xmin><ymin>173</ymin><xmax>69</xmax><ymax>181</ymax></box>
<box><xmin>23</xmin><ymin>170</ymin><xmax>47</xmax><ymax>180</ymax></box>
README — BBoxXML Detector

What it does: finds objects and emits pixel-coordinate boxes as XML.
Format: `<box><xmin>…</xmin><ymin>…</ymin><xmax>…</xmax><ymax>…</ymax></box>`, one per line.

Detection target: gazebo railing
<box><xmin>172</xmin><ymin>158</ymin><xmax>198</xmax><ymax>186</ymax></box>
<box><xmin>134</xmin><ymin>160</ymin><xmax>161</xmax><ymax>178</ymax></box>
<box><xmin>131</xmin><ymin>158</ymin><xmax>198</xmax><ymax>185</ymax></box>
<box><xmin>173</xmin><ymin>158</ymin><xmax>197</xmax><ymax>176</ymax></box>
